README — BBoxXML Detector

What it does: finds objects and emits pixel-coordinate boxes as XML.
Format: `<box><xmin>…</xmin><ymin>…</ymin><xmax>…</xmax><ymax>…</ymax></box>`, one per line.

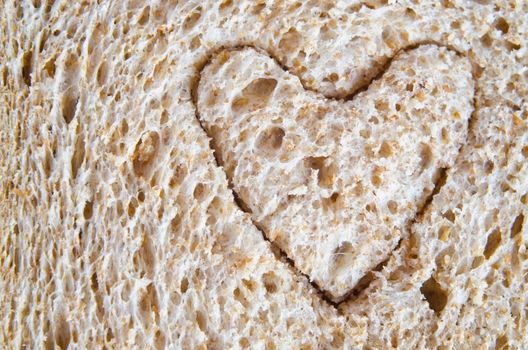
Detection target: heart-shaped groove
<box><xmin>196</xmin><ymin>45</ymin><xmax>474</xmax><ymax>302</ymax></box>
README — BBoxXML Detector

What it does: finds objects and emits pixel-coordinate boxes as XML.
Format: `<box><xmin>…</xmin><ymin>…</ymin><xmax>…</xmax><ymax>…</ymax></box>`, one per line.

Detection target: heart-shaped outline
<box><xmin>192</xmin><ymin>43</ymin><xmax>475</xmax><ymax>304</ymax></box>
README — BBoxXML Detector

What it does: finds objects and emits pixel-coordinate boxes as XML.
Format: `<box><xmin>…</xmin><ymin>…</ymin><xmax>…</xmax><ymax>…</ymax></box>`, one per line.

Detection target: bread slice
<box><xmin>1</xmin><ymin>0</ymin><xmax>526</xmax><ymax>348</ymax></box>
<box><xmin>197</xmin><ymin>45</ymin><xmax>474</xmax><ymax>301</ymax></box>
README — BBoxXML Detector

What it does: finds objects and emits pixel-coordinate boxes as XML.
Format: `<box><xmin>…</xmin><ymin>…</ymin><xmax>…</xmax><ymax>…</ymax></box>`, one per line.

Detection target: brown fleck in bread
<box><xmin>0</xmin><ymin>0</ymin><xmax>526</xmax><ymax>349</ymax></box>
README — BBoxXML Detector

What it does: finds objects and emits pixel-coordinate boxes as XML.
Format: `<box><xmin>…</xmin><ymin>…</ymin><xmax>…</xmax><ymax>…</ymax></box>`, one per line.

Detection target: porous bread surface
<box><xmin>197</xmin><ymin>45</ymin><xmax>474</xmax><ymax>301</ymax></box>
<box><xmin>0</xmin><ymin>1</ymin><xmax>527</xmax><ymax>349</ymax></box>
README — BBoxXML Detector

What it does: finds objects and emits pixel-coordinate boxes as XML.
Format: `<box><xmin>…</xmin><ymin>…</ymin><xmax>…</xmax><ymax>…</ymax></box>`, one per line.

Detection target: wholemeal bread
<box><xmin>1</xmin><ymin>0</ymin><xmax>526</xmax><ymax>349</ymax></box>
<box><xmin>197</xmin><ymin>45</ymin><xmax>474</xmax><ymax>301</ymax></box>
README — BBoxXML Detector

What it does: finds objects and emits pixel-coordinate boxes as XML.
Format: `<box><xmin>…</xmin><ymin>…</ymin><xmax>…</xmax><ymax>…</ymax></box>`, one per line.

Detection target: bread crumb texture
<box><xmin>0</xmin><ymin>1</ymin><xmax>527</xmax><ymax>349</ymax></box>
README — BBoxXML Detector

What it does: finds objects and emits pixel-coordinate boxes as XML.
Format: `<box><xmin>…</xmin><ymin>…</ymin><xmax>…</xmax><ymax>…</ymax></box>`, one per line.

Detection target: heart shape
<box><xmin>197</xmin><ymin>45</ymin><xmax>474</xmax><ymax>302</ymax></box>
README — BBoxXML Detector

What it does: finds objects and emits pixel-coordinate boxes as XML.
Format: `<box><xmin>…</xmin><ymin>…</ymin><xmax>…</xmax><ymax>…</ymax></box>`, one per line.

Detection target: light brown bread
<box><xmin>1</xmin><ymin>1</ymin><xmax>527</xmax><ymax>349</ymax></box>
<box><xmin>197</xmin><ymin>45</ymin><xmax>474</xmax><ymax>301</ymax></box>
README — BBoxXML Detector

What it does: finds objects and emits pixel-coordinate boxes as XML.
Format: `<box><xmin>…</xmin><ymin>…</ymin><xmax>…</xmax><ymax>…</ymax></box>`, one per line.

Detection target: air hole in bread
<box><xmin>364</xmin><ymin>0</ymin><xmax>390</xmax><ymax>10</ymax></box>
<box><xmin>255</xmin><ymin>126</ymin><xmax>285</xmax><ymax>155</ymax></box>
<box><xmin>471</xmin><ymin>255</ymin><xmax>485</xmax><ymax>269</ymax></box>
<box><xmin>137</xmin><ymin>235</ymin><xmax>156</xmax><ymax>277</ymax></box>
<box><xmin>252</xmin><ymin>2</ymin><xmax>266</xmax><ymax>14</ymax></box>
<box><xmin>1</xmin><ymin>66</ymin><xmax>8</xmax><ymax>86</ymax></box>
<box><xmin>521</xmin><ymin>146</ymin><xmax>528</xmax><ymax>158</ymax></box>
<box><xmin>418</xmin><ymin>143</ymin><xmax>432</xmax><ymax>173</ymax></box>
<box><xmin>435</xmin><ymin>245</ymin><xmax>454</xmax><ymax>269</ymax></box>
<box><xmin>183</xmin><ymin>7</ymin><xmax>202</xmax><ymax>31</ymax></box>
<box><xmin>159</xmin><ymin>110</ymin><xmax>168</xmax><ymax>125</ymax></box>
<box><xmin>189</xmin><ymin>235</ymin><xmax>199</xmax><ymax>253</ymax></box>
<box><xmin>219</xmin><ymin>0</ymin><xmax>233</xmax><ymax>11</ymax></box>
<box><xmin>368</xmin><ymin>115</ymin><xmax>379</xmax><ymax>124</ymax></box>
<box><xmin>484</xmin><ymin>228</ymin><xmax>501</xmax><ymax>259</ymax></box>
<box><xmin>239</xmin><ymin>337</ymin><xmax>250</xmax><ymax>348</ymax></box>
<box><xmin>493</xmin><ymin>17</ymin><xmax>509</xmax><ymax>34</ymax></box>
<box><xmin>387</xmin><ymin>200</ymin><xmax>398</xmax><ymax>214</ymax></box>
<box><xmin>438</xmin><ymin>225</ymin><xmax>451</xmax><ymax>241</ymax></box>
<box><xmin>233</xmin><ymin>78</ymin><xmax>278</xmax><ymax>113</ymax></box>
<box><xmin>450</xmin><ymin>19</ymin><xmax>462</xmax><ymax>29</ymax></box>
<box><xmin>359</xmin><ymin>128</ymin><xmax>371</xmax><ymax>139</ymax></box>
<box><xmin>262</xmin><ymin>272</ymin><xmax>279</xmax><ymax>294</ymax></box>
<box><xmin>441</xmin><ymin>127</ymin><xmax>450</xmax><ymax>144</ymax></box>
<box><xmin>211</xmin><ymin>230</ymin><xmax>230</xmax><ymax>254</ymax></box>
<box><xmin>180</xmin><ymin>277</ymin><xmax>189</xmax><ymax>293</ymax></box>
<box><xmin>96</xmin><ymin>61</ymin><xmax>108</xmax><ymax>86</ymax></box>
<box><xmin>157</xmin><ymin>204</ymin><xmax>164</xmax><ymax>220</ymax></box>
<box><xmin>60</xmin><ymin>53</ymin><xmax>81</xmax><ymax>123</ymax></box>
<box><xmin>506</xmin><ymin>40</ymin><xmax>521</xmax><ymax>51</ymax></box>
<box><xmin>242</xmin><ymin>278</ymin><xmax>256</xmax><ymax>292</ymax></box>
<box><xmin>321</xmin><ymin>192</ymin><xmax>341</xmax><ymax>212</ymax></box>
<box><xmin>206</xmin><ymin>196</ymin><xmax>222</xmax><ymax>226</ymax></box>
<box><xmin>42</xmin><ymin>145</ymin><xmax>53</xmax><ymax>177</ymax></box>
<box><xmin>375</xmin><ymin>99</ymin><xmax>390</xmax><ymax>112</ymax></box>
<box><xmin>500</xmin><ymin>181</ymin><xmax>512</xmax><ymax>193</ymax></box>
<box><xmin>365</xmin><ymin>203</ymin><xmax>377</xmax><ymax>213</ymax></box>
<box><xmin>333</xmin><ymin>241</ymin><xmax>354</xmax><ymax>271</ymax></box>
<box><xmin>132</xmin><ymin>131</ymin><xmax>160</xmax><ymax>178</ymax></box>
<box><xmin>196</xmin><ymin>310</ymin><xmax>207</xmax><ymax>332</ymax></box>
<box><xmin>139</xmin><ymin>283</ymin><xmax>159</xmax><ymax>325</ymax></box>
<box><xmin>137</xmin><ymin>6</ymin><xmax>150</xmax><ymax>25</ymax></box>
<box><xmin>90</xmin><ymin>272</ymin><xmax>99</xmax><ymax>296</ymax></box>
<box><xmin>205</xmin><ymin>88</ymin><xmax>219</xmax><ymax>107</ymax></box>
<box><xmin>193</xmin><ymin>183</ymin><xmax>209</xmax><ymax>202</ymax></box>
<box><xmin>54</xmin><ymin>316</ymin><xmax>71</xmax><ymax>350</ymax></box>
<box><xmin>43</xmin><ymin>325</ymin><xmax>54</xmax><ymax>350</ymax></box>
<box><xmin>233</xmin><ymin>287</ymin><xmax>249</xmax><ymax>308</ymax></box>
<box><xmin>443</xmin><ymin>209</ymin><xmax>456</xmax><ymax>222</ymax></box>
<box><xmin>61</xmin><ymin>89</ymin><xmax>79</xmax><ymax>124</ymax></box>
<box><xmin>352</xmin><ymin>181</ymin><xmax>364</xmax><ymax>196</ymax></box>
<box><xmin>128</xmin><ymin>198</ymin><xmax>138</xmax><ymax>217</ymax></box>
<box><xmin>71</xmin><ymin>126</ymin><xmax>85</xmax><ymax>178</ymax></box>
<box><xmin>510</xmin><ymin>213</ymin><xmax>524</xmax><ymax>237</ymax></box>
<box><xmin>70</xmin><ymin>329</ymin><xmax>79</xmax><ymax>344</ymax></box>
<box><xmin>279</xmin><ymin>28</ymin><xmax>301</xmax><ymax>53</ymax></box>
<box><xmin>378</xmin><ymin>141</ymin><xmax>392</xmax><ymax>158</ymax></box>
<box><xmin>304</xmin><ymin>156</ymin><xmax>336</xmax><ymax>188</ymax></box>
<box><xmin>381</xmin><ymin>27</ymin><xmax>398</xmax><ymax>49</ymax></box>
<box><xmin>331</xmin><ymin>329</ymin><xmax>345</xmax><ymax>347</ymax></box>
<box><xmin>266</xmin><ymin>339</ymin><xmax>277</xmax><ymax>350</ymax></box>
<box><xmin>371</xmin><ymin>167</ymin><xmax>383</xmax><ymax>187</ymax></box>
<box><xmin>66</xmin><ymin>20</ymin><xmax>79</xmax><ymax>39</ymax></box>
<box><xmin>483</xmin><ymin>208</ymin><xmax>499</xmax><ymax>232</ymax></box>
<box><xmin>21</xmin><ymin>50</ymin><xmax>32</xmax><ymax>86</ymax></box>
<box><xmin>502</xmin><ymin>269</ymin><xmax>513</xmax><ymax>288</ymax></box>
<box><xmin>420</xmin><ymin>276</ymin><xmax>448</xmax><ymax>314</ymax></box>
<box><xmin>83</xmin><ymin>201</ymin><xmax>93</xmax><ymax>220</ymax></box>
<box><xmin>154</xmin><ymin>331</ymin><xmax>166</xmax><ymax>350</ymax></box>
<box><xmin>169</xmin><ymin>164</ymin><xmax>188</xmax><ymax>188</ymax></box>
<box><xmin>13</xmin><ymin>245</ymin><xmax>20</xmax><ymax>274</ymax></box>
<box><xmin>494</xmin><ymin>334</ymin><xmax>509</xmax><ymax>350</ymax></box>
<box><xmin>323</xmin><ymin>72</ymin><xmax>339</xmax><ymax>82</ymax></box>
<box><xmin>480</xmin><ymin>33</ymin><xmax>493</xmax><ymax>47</ymax></box>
